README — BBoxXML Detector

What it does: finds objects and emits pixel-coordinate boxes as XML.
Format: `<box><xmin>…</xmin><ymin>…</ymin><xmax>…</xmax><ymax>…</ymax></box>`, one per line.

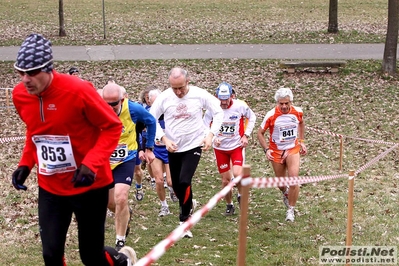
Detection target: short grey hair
<box><xmin>139</xmin><ymin>85</ymin><xmax>157</xmax><ymax>104</ymax></box>
<box><xmin>148</xmin><ymin>89</ymin><xmax>162</xmax><ymax>102</ymax></box>
<box><xmin>274</xmin><ymin>87</ymin><xmax>293</xmax><ymax>102</ymax></box>
<box><xmin>168</xmin><ymin>67</ymin><xmax>189</xmax><ymax>80</ymax></box>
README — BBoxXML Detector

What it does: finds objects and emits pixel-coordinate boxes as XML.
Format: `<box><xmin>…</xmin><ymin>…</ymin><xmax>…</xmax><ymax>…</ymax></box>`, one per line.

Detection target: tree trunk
<box><xmin>382</xmin><ymin>0</ymin><xmax>398</xmax><ymax>76</ymax></box>
<box><xmin>59</xmin><ymin>0</ymin><xmax>67</xmax><ymax>36</ymax></box>
<box><xmin>328</xmin><ymin>0</ymin><xmax>338</xmax><ymax>33</ymax></box>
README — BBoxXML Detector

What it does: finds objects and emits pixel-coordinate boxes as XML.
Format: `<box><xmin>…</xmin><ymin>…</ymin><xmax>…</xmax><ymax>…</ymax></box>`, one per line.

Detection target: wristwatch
<box><xmin>244</xmin><ymin>134</ymin><xmax>250</xmax><ymax>138</ymax></box>
<box><xmin>146</xmin><ymin>147</ymin><xmax>154</xmax><ymax>151</ymax></box>
<box><xmin>264</xmin><ymin>148</ymin><xmax>269</xmax><ymax>153</ymax></box>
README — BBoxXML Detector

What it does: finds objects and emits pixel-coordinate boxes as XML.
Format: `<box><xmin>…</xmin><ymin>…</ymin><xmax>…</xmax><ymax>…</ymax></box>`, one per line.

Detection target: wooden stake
<box><xmin>345</xmin><ymin>170</ymin><xmax>355</xmax><ymax>266</ymax></box>
<box><xmin>237</xmin><ymin>165</ymin><xmax>251</xmax><ymax>266</ymax></box>
<box><xmin>339</xmin><ymin>136</ymin><xmax>343</xmax><ymax>171</ymax></box>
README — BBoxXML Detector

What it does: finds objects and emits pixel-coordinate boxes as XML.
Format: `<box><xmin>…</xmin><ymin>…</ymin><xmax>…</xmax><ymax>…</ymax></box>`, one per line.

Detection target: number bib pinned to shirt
<box><xmin>33</xmin><ymin>135</ymin><xmax>77</xmax><ymax>175</ymax></box>
<box><xmin>279</xmin><ymin>125</ymin><xmax>298</xmax><ymax>142</ymax></box>
<box><xmin>218</xmin><ymin>122</ymin><xmax>236</xmax><ymax>138</ymax></box>
<box><xmin>110</xmin><ymin>143</ymin><xmax>128</xmax><ymax>164</ymax></box>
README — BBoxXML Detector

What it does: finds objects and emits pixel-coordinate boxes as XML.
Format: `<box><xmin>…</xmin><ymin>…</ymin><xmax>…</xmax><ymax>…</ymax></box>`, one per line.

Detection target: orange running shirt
<box><xmin>260</xmin><ymin>105</ymin><xmax>303</xmax><ymax>151</ymax></box>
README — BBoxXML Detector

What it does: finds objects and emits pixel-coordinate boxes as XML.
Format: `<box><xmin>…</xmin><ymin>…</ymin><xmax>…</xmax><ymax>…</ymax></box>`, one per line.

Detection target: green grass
<box><xmin>0</xmin><ymin>59</ymin><xmax>398</xmax><ymax>265</ymax></box>
<box><xmin>0</xmin><ymin>0</ymin><xmax>389</xmax><ymax>46</ymax></box>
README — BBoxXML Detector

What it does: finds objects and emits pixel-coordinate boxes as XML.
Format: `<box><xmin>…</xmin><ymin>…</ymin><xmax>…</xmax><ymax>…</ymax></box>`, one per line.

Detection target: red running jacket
<box><xmin>12</xmin><ymin>71</ymin><xmax>122</xmax><ymax>196</ymax></box>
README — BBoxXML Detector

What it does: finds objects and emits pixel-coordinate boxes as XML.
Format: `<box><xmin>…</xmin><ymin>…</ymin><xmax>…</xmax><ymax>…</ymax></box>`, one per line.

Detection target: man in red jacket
<box><xmin>12</xmin><ymin>33</ymin><xmax>136</xmax><ymax>265</ymax></box>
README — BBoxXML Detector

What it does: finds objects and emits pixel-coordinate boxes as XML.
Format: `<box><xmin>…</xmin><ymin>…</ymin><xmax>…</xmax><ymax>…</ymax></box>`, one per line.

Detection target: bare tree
<box><xmin>382</xmin><ymin>0</ymin><xmax>398</xmax><ymax>75</ymax></box>
<box><xmin>328</xmin><ymin>0</ymin><xmax>338</xmax><ymax>33</ymax></box>
<box><xmin>59</xmin><ymin>0</ymin><xmax>66</xmax><ymax>36</ymax></box>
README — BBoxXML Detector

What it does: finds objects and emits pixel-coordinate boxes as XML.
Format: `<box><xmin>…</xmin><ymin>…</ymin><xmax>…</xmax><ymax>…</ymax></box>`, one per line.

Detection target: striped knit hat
<box><xmin>14</xmin><ymin>33</ymin><xmax>53</xmax><ymax>73</ymax></box>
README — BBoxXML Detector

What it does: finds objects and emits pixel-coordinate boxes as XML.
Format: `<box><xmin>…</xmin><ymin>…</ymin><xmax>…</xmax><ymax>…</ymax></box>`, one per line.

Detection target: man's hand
<box><xmin>138</xmin><ymin>150</ymin><xmax>146</xmax><ymax>161</ymax></box>
<box><xmin>201</xmin><ymin>133</ymin><xmax>213</xmax><ymax>151</ymax></box>
<box><xmin>145</xmin><ymin>149</ymin><xmax>155</xmax><ymax>164</ymax></box>
<box><xmin>240</xmin><ymin>135</ymin><xmax>249</xmax><ymax>148</ymax></box>
<box><xmin>299</xmin><ymin>143</ymin><xmax>307</xmax><ymax>155</ymax></box>
<box><xmin>12</xmin><ymin>166</ymin><xmax>30</xmax><ymax>191</ymax></box>
<box><xmin>71</xmin><ymin>165</ymin><xmax>96</xmax><ymax>188</ymax></box>
<box><xmin>265</xmin><ymin>149</ymin><xmax>273</xmax><ymax>161</ymax></box>
<box><xmin>163</xmin><ymin>137</ymin><xmax>178</xmax><ymax>153</ymax></box>
<box><xmin>139</xmin><ymin>151</ymin><xmax>147</xmax><ymax>169</ymax></box>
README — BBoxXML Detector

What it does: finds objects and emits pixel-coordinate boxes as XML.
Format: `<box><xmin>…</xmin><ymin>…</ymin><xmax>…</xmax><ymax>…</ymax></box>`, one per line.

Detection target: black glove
<box><xmin>12</xmin><ymin>166</ymin><xmax>30</xmax><ymax>191</ymax></box>
<box><xmin>71</xmin><ymin>165</ymin><xmax>96</xmax><ymax>188</ymax></box>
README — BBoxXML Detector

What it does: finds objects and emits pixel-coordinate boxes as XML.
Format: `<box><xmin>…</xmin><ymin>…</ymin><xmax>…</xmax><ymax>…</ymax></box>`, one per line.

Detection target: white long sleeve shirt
<box><xmin>203</xmin><ymin>99</ymin><xmax>256</xmax><ymax>150</ymax></box>
<box><xmin>150</xmin><ymin>85</ymin><xmax>224</xmax><ymax>152</ymax></box>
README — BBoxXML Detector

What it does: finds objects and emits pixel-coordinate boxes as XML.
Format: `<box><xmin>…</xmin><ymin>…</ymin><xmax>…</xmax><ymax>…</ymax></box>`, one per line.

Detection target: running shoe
<box><xmin>163</xmin><ymin>176</ymin><xmax>168</xmax><ymax>188</ymax></box>
<box><xmin>136</xmin><ymin>188</ymin><xmax>144</xmax><ymax>201</ymax></box>
<box><xmin>115</xmin><ymin>239</ymin><xmax>125</xmax><ymax>251</ymax></box>
<box><xmin>190</xmin><ymin>199</ymin><xmax>197</xmax><ymax>215</ymax></box>
<box><xmin>224</xmin><ymin>204</ymin><xmax>235</xmax><ymax>216</ymax></box>
<box><xmin>286</xmin><ymin>207</ymin><xmax>295</xmax><ymax>222</ymax></box>
<box><xmin>179</xmin><ymin>221</ymin><xmax>193</xmax><ymax>238</ymax></box>
<box><xmin>169</xmin><ymin>188</ymin><xmax>179</xmax><ymax>202</ymax></box>
<box><xmin>150</xmin><ymin>178</ymin><xmax>156</xmax><ymax>189</ymax></box>
<box><xmin>158</xmin><ymin>206</ymin><xmax>171</xmax><ymax>217</ymax></box>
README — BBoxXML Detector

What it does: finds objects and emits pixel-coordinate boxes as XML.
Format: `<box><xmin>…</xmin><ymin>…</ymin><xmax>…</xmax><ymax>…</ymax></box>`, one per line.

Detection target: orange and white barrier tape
<box><xmin>250</xmin><ymin>173</ymin><xmax>348</xmax><ymax>188</ymax></box>
<box><xmin>355</xmin><ymin>144</ymin><xmax>398</xmax><ymax>175</ymax></box>
<box><xmin>0</xmin><ymin>136</ymin><xmax>25</xmax><ymax>144</ymax></box>
<box><xmin>306</xmin><ymin>126</ymin><xmax>343</xmax><ymax>138</ymax></box>
<box><xmin>251</xmin><ymin>143</ymin><xmax>398</xmax><ymax>187</ymax></box>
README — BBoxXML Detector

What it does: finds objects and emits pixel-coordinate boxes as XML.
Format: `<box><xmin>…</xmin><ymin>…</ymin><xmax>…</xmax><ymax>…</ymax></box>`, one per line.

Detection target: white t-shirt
<box><xmin>150</xmin><ymin>85</ymin><xmax>224</xmax><ymax>152</ymax></box>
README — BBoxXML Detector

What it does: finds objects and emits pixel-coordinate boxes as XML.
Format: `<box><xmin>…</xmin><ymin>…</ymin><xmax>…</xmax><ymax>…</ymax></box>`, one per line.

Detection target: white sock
<box><xmin>161</xmin><ymin>200</ymin><xmax>168</xmax><ymax>207</ymax></box>
<box><xmin>116</xmin><ymin>235</ymin><xmax>125</xmax><ymax>243</ymax></box>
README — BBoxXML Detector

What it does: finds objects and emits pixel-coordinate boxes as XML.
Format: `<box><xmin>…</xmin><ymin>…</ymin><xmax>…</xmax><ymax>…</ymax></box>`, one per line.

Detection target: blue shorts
<box><xmin>154</xmin><ymin>145</ymin><xmax>169</xmax><ymax>164</ymax></box>
<box><xmin>135</xmin><ymin>154</ymin><xmax>141</xmax><ymax>165</ymax></box>
<box><xmin>112</xmin><ymin>159</ymin><xmax>135</xmax><ymax>185</ymax></box>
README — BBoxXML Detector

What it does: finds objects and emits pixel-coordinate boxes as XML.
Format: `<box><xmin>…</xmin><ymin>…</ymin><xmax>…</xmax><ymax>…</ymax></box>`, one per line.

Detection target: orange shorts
<box><xmin>270</xmin><ymin>145</ymin><xmax>300</xmax><ymax>164</ymax></box>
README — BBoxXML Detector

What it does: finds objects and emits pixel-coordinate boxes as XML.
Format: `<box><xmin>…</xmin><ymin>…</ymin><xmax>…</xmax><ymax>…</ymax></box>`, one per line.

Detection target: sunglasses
<box><xmin>107</xmin><ymin>99</ymin><xmax>121</xmax><ymax>107</ymax></box>
<box><xmin>16</xmin><ymin>68</ymin><xmax>42</xmax><ymax>77</ymax></box>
